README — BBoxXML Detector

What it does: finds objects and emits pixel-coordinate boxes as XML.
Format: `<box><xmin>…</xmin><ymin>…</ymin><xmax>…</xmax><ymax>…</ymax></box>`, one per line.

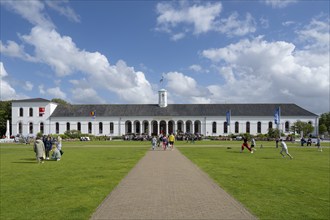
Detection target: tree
<box><xmin>267</xmin><ymin>128</ymin><xmax>281</xmax><ymax>138</ymax></box>
<box><xmin>319</xmin><ymin>112</ymin><xmax>330</xmax><ymax>134</ymax></box>
<box><xmin>51</xmin><ymin>98</ymin><xmax>70</xmax><ymax>105</ymax></box>
<box><xmin>290</xmin><ymin>121</ymin><xmax>314</xmax><ymax>137</ymax></box>
<box><xmin>0</xmin><ymin>101</ymin><xmax>12</xmax><ymax>136</ymax></box>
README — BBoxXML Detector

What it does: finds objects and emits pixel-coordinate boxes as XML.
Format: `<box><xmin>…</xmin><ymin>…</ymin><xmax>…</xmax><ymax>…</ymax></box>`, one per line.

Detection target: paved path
<box><xmin>91</xmin><ymin>148</ymin><xmax>257</xmax><ymax>220</ymax></box>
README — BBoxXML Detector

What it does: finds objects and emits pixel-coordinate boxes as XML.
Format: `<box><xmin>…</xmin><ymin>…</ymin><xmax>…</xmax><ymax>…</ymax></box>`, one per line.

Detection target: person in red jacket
<box><xmin>241</xmin><ymin>137</ymin><xmax>253</xmax><ymax>153</ymax></box>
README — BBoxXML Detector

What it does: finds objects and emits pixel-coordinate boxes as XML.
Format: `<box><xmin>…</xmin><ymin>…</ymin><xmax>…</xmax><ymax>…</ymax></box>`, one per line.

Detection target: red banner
<box><xmin>39</xmin><ymin>107</ymin><xmax>45</xmax><ymax>114</ymax></box>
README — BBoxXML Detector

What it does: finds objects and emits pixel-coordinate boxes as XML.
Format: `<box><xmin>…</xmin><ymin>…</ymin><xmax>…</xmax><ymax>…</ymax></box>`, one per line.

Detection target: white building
<box><xmin>11</xmin><ymin>89</ymin><xmax>318</xmax><ymax>137</ymax></box>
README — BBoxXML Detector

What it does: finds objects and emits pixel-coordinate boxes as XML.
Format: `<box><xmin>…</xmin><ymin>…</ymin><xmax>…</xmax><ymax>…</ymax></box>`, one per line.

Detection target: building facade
<box><xmin>11</xmin><ymin>90</ymin><xmax>318</xmax><ymax>137</ymax></box>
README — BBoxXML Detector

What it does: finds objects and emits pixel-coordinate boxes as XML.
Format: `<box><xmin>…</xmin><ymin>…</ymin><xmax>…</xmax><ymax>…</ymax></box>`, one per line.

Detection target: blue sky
<box><xmin>1</xmin><ymin>0</ymin><xmax>329</xmax><ymax>114</ymax></box>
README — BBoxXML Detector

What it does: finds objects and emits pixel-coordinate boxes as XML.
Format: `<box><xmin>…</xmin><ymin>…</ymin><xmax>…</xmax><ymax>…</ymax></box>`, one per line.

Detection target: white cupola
<box><xmin>158</xmin><ymin>89</ymin><xmax>167</xmax><ymax>107</ymax></box>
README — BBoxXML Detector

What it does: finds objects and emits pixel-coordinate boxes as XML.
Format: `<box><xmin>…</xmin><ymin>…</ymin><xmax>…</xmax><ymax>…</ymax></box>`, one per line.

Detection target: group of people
<box><xmin>34</xmin><ymin>135</ymin><xmax>63</xmax><ymax>163</ymax></box>
<box><xmin>151</xmin><ymin>133</ymin><xmax>175</xmax><ymax>151</ymax></box>
<box><xmin>241</xmin><ymin>136</ymin><xmax>323</xmax><ymax>159</ymax></box>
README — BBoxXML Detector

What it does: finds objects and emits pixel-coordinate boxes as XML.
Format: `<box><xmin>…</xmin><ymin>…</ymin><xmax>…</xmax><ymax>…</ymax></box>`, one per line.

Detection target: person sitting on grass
<box><xmin>51</xmin><ymin>145</ymin><xmax>61</xmax><ymax>161</ymax></box>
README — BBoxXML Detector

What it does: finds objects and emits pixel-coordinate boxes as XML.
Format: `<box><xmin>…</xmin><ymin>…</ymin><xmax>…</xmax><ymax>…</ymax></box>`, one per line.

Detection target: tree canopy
<box><xmin>318</xmin><ymin>112</ymin><xmax>330</xmax><ymax>135</ymax></box>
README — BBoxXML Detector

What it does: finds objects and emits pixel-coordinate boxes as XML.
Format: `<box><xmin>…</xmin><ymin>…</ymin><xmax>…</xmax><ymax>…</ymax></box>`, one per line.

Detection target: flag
<box><xmin>226</xmin><ymin>110</ymin><xmax>231</xmax><ymax>126</ymax></box>
<box><xmin>90</xmin><ymin>110</ymin><xmax>96</xmax><ymax>119</ymax></box>
<box><xmin>160</xmin><ymin>76</ymin><xmax>164</xmax><ymax>83</ymax></box>
<box><xmin>39</xmin><ymin>107</ymin><xmax>45</xmax><ymax>115</ymax></box>
<box><xmin>274</xmin><ymin>107</ymin><xmax>280</xmax><ymax>125</ymax></box>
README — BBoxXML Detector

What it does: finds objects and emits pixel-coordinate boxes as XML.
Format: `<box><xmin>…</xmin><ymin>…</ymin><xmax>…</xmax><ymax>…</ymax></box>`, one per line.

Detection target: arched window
<box><xmin>194</xmin><ymin>121</ymin><xmax>201</xmax><ymax>134</ymax></box>
<box><xmin>268</xmin><ymin>122</ymin><xmax>273</xmax><ymax>129</ymax></box>
<box><xmin>40</xmin><ymin>122</ymin><xmax>44</xmax><ymax>134</ymax></box>
<box><xmin>88</xmin><ymin>122</ymin><xmax>92</xmax><ymax>134</ymax></box>
<box><xmin>18</xmin><ymin>122</ymin><xmax>23</xmax><ymax>134</ymax></box>
<box><xmin>56</xmin><ymin>122</ymin><xmax>59</xmax><ymax>134</ymax></box>
<box><xmin>246</xmin><ymin>122</ymin><xmax>250</xmax><ymax>133</ymax></box>
<box><xmin>29</xmin><ymin>122</ymin><xmax>33</xmax><ymax>134</ymax></box>
<box><xmin>66</xmin><ymin>122</ymin><xmax>70</xmax><ymax>131</ymax></box>
<box><xmin>99</xmin><ymin>122</ymin><xmax>103</xmax><ymax>134</ymax></box>
<box><xmin>235</xmin><ymin>122</ymin><xmax>239</xmax><ymax>133</ymax></box>
<box><xmin>212</xmin><ymin>122</ymin><xmax>217</xmax><ymax>133</ymax></box>
<box><xmin>110</xmin><ymin>122</ymin><xmax>114</xmax><ymax>134</ymax></box>
<box><xmin>285</xmin><ymin>121</ymin><xmax>290</xmax><ymax>132</ymax></box>
<box><xmin>125</xmin><ymin>121</ymin><xmax>132</xmax><ymax>134</ymax></box>
<box><xmin>224</xmin><ymin>122</ymin><xmax>228</xmax><ymax>134</ymax></box>
<box><xmin>19</xmin><ymin>107</ymin><xmax>24</xmax><ymax>117</ymax></box>
<box><xmin>177</xmin><ymin>121</ymin><xmax>183</xmax><ymax>133</ymax></box>
<box><xmin>257</xmin><ymin>122</ymin><xmax>262</xmax><ymax>133</ymax></box>
<box><xmin>29</xmin><ymin>108</ymin><xmax>33</xmax><ymax>117</ymax></box>
<box><xmin>77</xmin><ymin>122</ymin><xmax>81</xmax><ymax>132</ymax></box>
<box><xmin>186</xmin><ymin>121</ymin><xmax>191</xmax><ymax>133</ymax></box>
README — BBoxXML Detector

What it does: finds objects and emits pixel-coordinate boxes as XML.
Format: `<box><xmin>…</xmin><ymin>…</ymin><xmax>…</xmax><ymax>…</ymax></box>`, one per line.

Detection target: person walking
<box><xmin>241</xmin><ymin>137</ymin><xmax>253</xmax><ymax>153</ymax></box>
<box><xmin>280</xmin><ymin>139</ymin><xmax>293</xmax><ymax>159</ymax></box>
<box><xmin>57</xmin><ymin>135</ymin><xmax>63</xmax><ymax>155</ymax></box>
<box><xmin>44</xmin><ymin>135</ymin><xmax>52</xmax><ymax>160</ymax></box>
<box><xmin>316</xmin><ymin>136</ymin><xmax>322</xmax><ymax>152</ymax></box>
<box><xmin>251</xmin><ymin>137</ymin><xmax>257</xmax><ymax>151</ymax></box>
<box><xmin>168</xmin><ymin>133</ymin><xmax>175</xmax><ymax>150</ymax></box>
<box><xmin>34</xmin><ymin>136</ymin><xmax>46</xmax><ymax>163</ymax></box>
<box><xmin>151</xmin><ymin>135</ymin><xmax>157</xmax><ymax>150</ymax></box>
<box><xmin>162</xmin><ymin>135</ymin><xmax>168</xmax><ymax>150</ymax></box>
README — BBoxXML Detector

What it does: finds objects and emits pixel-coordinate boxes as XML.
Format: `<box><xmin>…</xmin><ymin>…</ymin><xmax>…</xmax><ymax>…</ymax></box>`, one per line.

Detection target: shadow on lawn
<box><xmin>12</xmin><ymin>158</ymin><xmax>58</xmax><ymax>164</ymax></box>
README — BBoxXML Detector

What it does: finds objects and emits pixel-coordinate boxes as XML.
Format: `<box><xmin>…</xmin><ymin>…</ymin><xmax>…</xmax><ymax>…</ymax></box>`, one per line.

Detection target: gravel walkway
<box><xmin>91</xmin><ymin>147</ymin><xmax>257</xmax><ymax>220</ymax></box>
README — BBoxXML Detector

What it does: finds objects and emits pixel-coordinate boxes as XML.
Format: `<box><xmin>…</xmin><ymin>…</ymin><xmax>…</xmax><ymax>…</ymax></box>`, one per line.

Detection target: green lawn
<box><xmin>1</xmin><ymin>140</ymin><xmax>329</xmax><ymax>220</ymax></box>
<box><xmin>178</xmin><ymin>141</ymin><xmax>330</xmax><ymax>219</ymax></box>
<box><xmin>0</xmin><ymin>142</ymin><xmax>148</xmax><ymax>220</ymax></box>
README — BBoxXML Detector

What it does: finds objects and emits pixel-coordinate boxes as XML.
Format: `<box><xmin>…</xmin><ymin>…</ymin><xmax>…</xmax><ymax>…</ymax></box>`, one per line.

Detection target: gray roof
<box><xmin>12</xmin><ymin>98</ymin><xmax>50</xmax><ymax>103</ymax></box>
<box><xmin>50</xmin><ymin>103</ymin><xmax>317</xmax><ymax>118</ymax></box>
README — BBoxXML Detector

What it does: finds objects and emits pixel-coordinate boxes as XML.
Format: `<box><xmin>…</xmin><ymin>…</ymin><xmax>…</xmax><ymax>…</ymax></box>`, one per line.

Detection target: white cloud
<box><xmin>156</xmin><ymin>2</ymin><xmax>222</xmax><ymax>35</ymax></box>
<box><xmin>0</xmin><ymin>40</ymin><xmax>37</xmax><ymax>61</ymax></box>
<box><xmin>296</xmin><ymin>16</ymin><xmax>330</xmax><ymax>52</ymax></box>
<box><xmin>263</xmin><ymin>0</ymin><xmax>297</xmax><ymax>8</ymax></box>
<box><xmin>156</xmin><ymin>1</ymin><xmax>255</xmax><ymax>39</ymax></box>
<box><xmin>46</xmin><ymin>87</ymin><xmax>67</xmax><ymax>99</ymax></box>
<box><xmin>1</xmin><ymin>1</ymin><xmax>157</xmax><ymax>104</ymax></box>
<box><xmin>0</xmin><ymin>62</ymin><xmax>17</xmax><ymax>100</ymax></box>
<box><xmin>202</xmin><ymin>28</ymin><xmax>329</xmax><ymax>113</ymax></box>
<box><xmin>217</xmin><ymin>12</ymin><xmax>256</xmax><ymax>37</ymax></box>
<box><xmin>38</xmin><ymin>84</ymin><xmax>45</xmax><ymax>95</ymax></box>
<box><xmin>1</xmin><ymin>0</ymin><xmax>54</xmax><ymax>28</ymax></box>
<box><xmin>45</xmin><ymin>1</ymin><xmax>80</xmax><ymax>23</ymax></box>
<box><xmin>189</xmin><ymin>64</ymin><xmax>202</xmax><ymax>72</ymax></box>
<box><xmin>23</xmin><ymin>81</ymin><xmax>34</xmax><ymax>91</ymax></box>
<box><xmin>164</xmin><ymin>71</ymin><xmax>212</xmax><ymax>103</ymax></box>
<box><xmin>0</xmin><ymin>62</ymin><xmax>27</xmax><ymax>100</ymax></box>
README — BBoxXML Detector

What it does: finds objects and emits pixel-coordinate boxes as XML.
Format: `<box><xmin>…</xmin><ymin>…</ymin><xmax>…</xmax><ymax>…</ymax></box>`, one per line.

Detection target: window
<box><xmin>235</xmin><ymin>122</ymin><xmax>239</xmax><ymax>133</ymax></box>
<box><xmin>29</xmin><ymin>108</ymin><xmax>33</xmax><ymax>117</ymax></box>
<box><xmin>246</xmin><ymin>122</ymin><xmax>250</xmax><ymax>133</ymax></box>
<box><xmin>40</xmin><ymin>122</ymin><xmax>44</xmax><ymax>134</ymax></box>
<box><xmin>56</xmin><ymin>122</ymin><xmax>59</xmax><ymax>134</ymax></box>
<box><xmin>268</xmin><ymin>122</ymin><xmax>273</xmax><ymax>129</ymax></box>
<box><xmin>257</xmin><ymin>122</ymin><xmax>261</xmax><ymax>133</ymax></box>
<box><xmin>88</xmin><ymin>122</ymin><xmax>92</xmax><ymax>134</ymax></box>
<box><xmin>224</xmin><ymin>122</ymin><xmax>228</xmax><ymax>134</ymax></box>
<box><xmin>29</xmin><ymin>122</ymin><xmax>33</xmax><ymax>134</ymax></box>
<box><xmin>99</xmin><ymin>122</ymin><xmax>103</xmax><ymax>134</ymax></box>
<box><xmin>66</xmin><ymin>122</ymin><xmax>70</xmax><ymax>131</ymax></box>
<box><xmin>18</xmin><ymin>122</ymin><xmax>23</xmax><ymax>134</ymax></box>
<box><xmin>285</xmin><ymin>121</ymin><xmax>290</xmax><ymax>132</ymax></box>
<box><xmin>77</xmin><ymin>122</ymin><xmax>81</xmax><ymax>132</ymax></box>
<box><xmin>212</xmin><ymin>122</ymin><xmax>217</xmax><ymax>133</ymax></box>
<box><xmin>110</xmin><ymin>122</ymin><xmax>114</xmax><ymax>134</ymax></box>
<box><xmin>19</xmin><ymin>108</ymin><xmax>23</xmax><ymax>117</ymax></box>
